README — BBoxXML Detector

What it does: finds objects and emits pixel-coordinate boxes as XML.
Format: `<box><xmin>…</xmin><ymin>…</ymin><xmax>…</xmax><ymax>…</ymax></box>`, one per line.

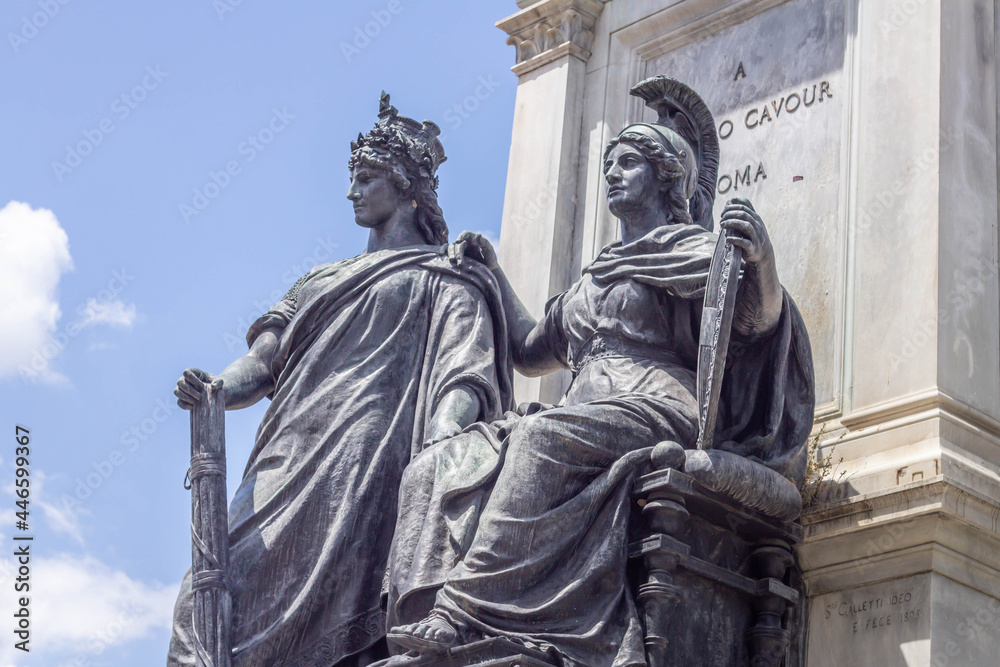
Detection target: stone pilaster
<box><xmin>495</xmin><ymin>0</ymin><xmax>607</xmax><ymax>403</ymax></box>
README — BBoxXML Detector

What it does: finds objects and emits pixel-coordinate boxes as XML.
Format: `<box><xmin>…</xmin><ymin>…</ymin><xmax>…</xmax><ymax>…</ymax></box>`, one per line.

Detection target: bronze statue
<box><xmin>166</xmin><ymin>94</ymin><xmax>512</xmax><ymax>667</ymax></box>
<box><xmin>383</xmin><ymin>77</ymin><xmax>814</xmax><ymax>667</ymax></box>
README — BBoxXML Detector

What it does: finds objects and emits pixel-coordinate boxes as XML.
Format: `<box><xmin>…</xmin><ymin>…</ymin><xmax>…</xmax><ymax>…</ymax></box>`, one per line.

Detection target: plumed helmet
<box><xmin>625</xmin><ymin>76</ymin><xmax>720</xmax><ymax>230</ymax></box>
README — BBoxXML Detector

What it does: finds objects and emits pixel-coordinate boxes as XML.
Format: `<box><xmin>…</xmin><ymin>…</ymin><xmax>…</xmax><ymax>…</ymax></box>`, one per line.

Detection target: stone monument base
<box><xmin>800</xmin><ymin>476</ymin><xmax>1000</xmax><ymax>665</ymax></box>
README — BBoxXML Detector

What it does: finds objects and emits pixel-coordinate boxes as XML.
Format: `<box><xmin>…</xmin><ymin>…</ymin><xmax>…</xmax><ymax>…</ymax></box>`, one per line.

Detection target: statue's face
<box><xmin>604</xmin><ymin>142</ymin><xmax>658</xmax><ymax>219</ymax></box>
<box><xmin>347</xmin><ymin>165</ymin><xmax>405</xmax><ymax>229</ymax></box>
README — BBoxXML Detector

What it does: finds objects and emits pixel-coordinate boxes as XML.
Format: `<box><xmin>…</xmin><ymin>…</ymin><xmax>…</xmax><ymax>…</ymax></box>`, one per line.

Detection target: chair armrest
<box><xmin>683</xmin><ymin>449</ymin><xmax>802</xmax><ymax>521</ymax></box>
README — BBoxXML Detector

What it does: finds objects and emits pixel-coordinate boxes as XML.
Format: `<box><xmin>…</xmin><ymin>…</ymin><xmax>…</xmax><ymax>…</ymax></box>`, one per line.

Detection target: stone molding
<box><xmin>798</xmin><ymin>479</ymin><xmax>1000</xmax><ymax>596</ymax></box>
<box><xmin>841</xmin><ymin>388</ymin><xmax>1000</xmax><ymax>436</ymax></box>
<box><xmin>497</xmin><ymin>0</ymin><xmax>607</xmax><ymax>75</ymax></box>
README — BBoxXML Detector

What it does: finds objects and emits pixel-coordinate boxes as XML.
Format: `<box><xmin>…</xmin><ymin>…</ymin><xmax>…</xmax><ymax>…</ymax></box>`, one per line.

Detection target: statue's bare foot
<box><xmin>387</xmin><ymin>611</ymin><xmax>460</xmax><ymax>653</ymax></box>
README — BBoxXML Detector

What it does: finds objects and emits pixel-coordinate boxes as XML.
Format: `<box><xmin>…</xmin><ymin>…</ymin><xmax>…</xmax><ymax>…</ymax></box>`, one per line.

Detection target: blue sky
<box><xmin>0</xmin><ymin>1</ymin><xmax>516</xmax><ymax>664</ymax></box>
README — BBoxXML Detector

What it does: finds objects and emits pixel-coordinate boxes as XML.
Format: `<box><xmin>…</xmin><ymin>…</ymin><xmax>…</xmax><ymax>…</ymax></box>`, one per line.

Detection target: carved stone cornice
<box><xmin>497</xmin><ymin>0</ymin><xmax>608</xmax><ymax>75</ymax></box>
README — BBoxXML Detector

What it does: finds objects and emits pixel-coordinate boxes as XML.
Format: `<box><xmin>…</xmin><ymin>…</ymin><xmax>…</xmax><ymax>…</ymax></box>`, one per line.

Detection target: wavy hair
<box><xmin>349</xmin><ymin>130</ymin><xmax>449</xmax><ymax>246</ymax></box>
<box><xmin>603</xmin><ymin>132</ymin><xmax>693</xmax><ymax>227</ymax></box>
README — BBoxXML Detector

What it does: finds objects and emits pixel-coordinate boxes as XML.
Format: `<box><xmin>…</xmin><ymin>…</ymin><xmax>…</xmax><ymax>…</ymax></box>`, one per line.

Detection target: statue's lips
<box><xmin>607</xmin><ymin>186</ymin><xmax>624</xmax><ymax>198</ymax></box>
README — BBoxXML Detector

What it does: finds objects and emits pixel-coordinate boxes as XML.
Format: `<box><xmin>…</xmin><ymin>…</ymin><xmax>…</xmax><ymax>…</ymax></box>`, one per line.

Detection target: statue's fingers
<box><xmin>721</xmin><ymin>218</ymin><xmax>761</xmax><ymax>251</ymax></box>
<box><xmin>727</xmin><ymin>200</ymin><xmax>765</xmax><ymax>231</ymax></box>
<box><xmin>725</xmin><ymin>235</ymin><xmax>754</xmax><ymax>255</ymax></box>
<box><xmin>720</xmin><ymin>217</ymin><xmax>755</xmax><ymax>236</ymax></box>
<box><xmin>721</xmin><ymin>203</ymin><xmax>757</xmax><ymax>219</ymax></box>
<box><xmin>174</xmin><ymin>386</ymin><xmax>200</xmax><ymax>408</ymax></box>
<box><xmin>183</xmin><ymin>368</ymin><xmax>210</xmax><ymax>387</ymax></box>
<box><xmin>174</xmin><ymin>378</ymin><xmax>205</xmax><ymax>400</ymax></box>
<box><xmin>177</xmin><ymin>373</ymin><xmax>201</xmax><ymax>393</ymax></box>
<box><xmin>720</xmin><ymin>212</ymin><xmax>757</xmax><ymax>229</ymax></box>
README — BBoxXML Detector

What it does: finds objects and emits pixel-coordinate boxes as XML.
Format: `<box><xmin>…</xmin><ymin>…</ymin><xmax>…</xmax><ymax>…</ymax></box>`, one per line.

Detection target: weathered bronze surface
<box><xmin>384</xmin><ymin>78</ymin><xmax>814</xmax><ymax>667</ymax></box>
<box><xmin>167</xmin><ymin>79</ymin><xmax>815</xmax><ymax>667</ymax></box>
<box><xmin>167</xmin><ymin>94</ymin><xmax>513</xmax><ymax>667</ymax></box>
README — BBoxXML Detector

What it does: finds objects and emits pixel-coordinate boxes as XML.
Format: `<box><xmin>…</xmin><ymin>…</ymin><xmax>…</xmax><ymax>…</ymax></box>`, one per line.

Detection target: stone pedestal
<box><xmin>496</xmin><ymin>0</ymin><xmax>1000</xmax><ymax>664</ymax></box>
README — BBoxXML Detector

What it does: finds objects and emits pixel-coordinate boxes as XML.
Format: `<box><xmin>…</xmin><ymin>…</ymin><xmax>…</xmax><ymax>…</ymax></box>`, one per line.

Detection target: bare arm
<box><xmin>174</xmin><ymin>327</ymin><xmax>281</xmax><ymax>411</ymax></box>
<box><xmin>451</xmin><ymin>232</ymin><xmax>564</xmax><ymax>378</ymax></box>
<box><xmin>424</xmin><ymin>386</ymin><xmax>482</xmax><ymax>447</ymax></box>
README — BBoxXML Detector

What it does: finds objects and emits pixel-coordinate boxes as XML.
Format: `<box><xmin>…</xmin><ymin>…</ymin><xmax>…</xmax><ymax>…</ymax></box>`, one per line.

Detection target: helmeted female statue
<box><xmin>384</xmin><ymin>77</ymin><xmax>814</xmax><ymax>667</ymax></box>
<box><xmin>166</xmin><ymin>94</ymin><xmax>512</xmax><ymax>667</ymax></box>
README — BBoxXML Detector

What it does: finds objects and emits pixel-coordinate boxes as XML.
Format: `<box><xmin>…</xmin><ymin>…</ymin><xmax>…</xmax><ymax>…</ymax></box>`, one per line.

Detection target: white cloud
<box><xmin>37</xmin><ymin>471</ymin><xmax>88</xmax><ymax>546</ymax></box>
<box><xmin>0</xmin><ymin>554</ymin><xmax>178</xmax><ymax>665</ymax></box>
<box><xmin>80</xmin><ymin>298</ymin><xmax>137</xmax><ymax>329</ymax></box>
<box><xmin>0</xmin><ymin>201</ymin><xmax>73</xmax><ymax>381</ymax></box>
<box><xmin>0</xmin><ymin>468</ymin><xmax>178</xmax><ymax>665</ymax></box>
<box><xmin>3</xmin><ymin>469</ymin><xmax>88</xmax><ymax>546</ymax></box>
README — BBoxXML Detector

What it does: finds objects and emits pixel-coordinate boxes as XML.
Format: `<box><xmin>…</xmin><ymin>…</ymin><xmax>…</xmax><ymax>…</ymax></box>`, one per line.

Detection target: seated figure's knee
<box><xmin>402</xmin><ymin>446</ymin><xmax>437</xmax><ymax>489</ymax></box>
<box><xmin>505</xmin><ymin>413</ymin><xmax>547</xmax><ymax>455</ymax></box>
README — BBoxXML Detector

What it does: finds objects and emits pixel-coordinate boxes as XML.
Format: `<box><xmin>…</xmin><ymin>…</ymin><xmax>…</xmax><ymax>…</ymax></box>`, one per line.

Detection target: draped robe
<box><xmin>385</xmin><ymin>225</ymin><xmax>814</xmax><ymax>667</ymax></box>
<box><xmin>168</xmin><ymin>246</ymin><xmax>512</xmax><ymax>667</ymax></box>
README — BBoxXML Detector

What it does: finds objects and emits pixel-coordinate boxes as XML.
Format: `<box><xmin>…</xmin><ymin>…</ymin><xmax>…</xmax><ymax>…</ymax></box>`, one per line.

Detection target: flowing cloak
<box><xmin>385</xmin><ymin>225</ymin><xmax>814</xmax><ymax>667</ymax></box>
<box><xmin>168</xmin><ymin>246</ymin><xmax>513</xmax><ymax>667</ymax></box>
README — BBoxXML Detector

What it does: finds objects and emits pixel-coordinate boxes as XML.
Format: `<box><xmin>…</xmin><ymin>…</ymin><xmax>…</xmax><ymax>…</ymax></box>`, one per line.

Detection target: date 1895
<box><xmin>13</xmin><ymin>425</ymin><xmax>31</xmax><ymax>653</ymax></box>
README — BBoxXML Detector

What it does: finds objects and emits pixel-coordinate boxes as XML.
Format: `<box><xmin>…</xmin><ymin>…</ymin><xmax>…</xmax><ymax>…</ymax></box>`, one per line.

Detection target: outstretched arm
<box><xmin>451</xmin><ymin>232</ymin><xmax>563</xmax><ymax>378</ymax></box>
<box><xmin>174</xmin><ymin>327</ymin><xmax>281</xmax><ymax>411</ymax></box>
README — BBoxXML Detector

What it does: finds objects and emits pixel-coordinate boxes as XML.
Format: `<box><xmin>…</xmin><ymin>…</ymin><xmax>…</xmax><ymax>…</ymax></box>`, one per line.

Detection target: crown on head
<box><xmin>349</xmin><ymin>91</ymin><xmax>447</xmax><ymax>188</ymax></box>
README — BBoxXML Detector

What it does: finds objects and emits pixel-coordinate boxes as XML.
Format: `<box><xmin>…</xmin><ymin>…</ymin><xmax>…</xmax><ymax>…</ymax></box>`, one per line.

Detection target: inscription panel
<box><xmin>639</xmin><ymin>0</ymin><xmax>850</xmax><ymax>412</ymax></box>
<box><xmin>807</xmin><ymin>575</ymin><xmax>930</xmax><ymax>665</ymax></box>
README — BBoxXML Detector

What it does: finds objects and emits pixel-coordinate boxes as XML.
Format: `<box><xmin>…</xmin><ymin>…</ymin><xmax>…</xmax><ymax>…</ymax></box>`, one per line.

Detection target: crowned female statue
<box><xmin>383</xmin><ymin>77</ymin><xmax>814</xmax><ymax>667</ymax></box>
<box><xmin>166</xmin><ymin>94</ymin><xmax>512</xmax><ymax>667</ymax></box>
